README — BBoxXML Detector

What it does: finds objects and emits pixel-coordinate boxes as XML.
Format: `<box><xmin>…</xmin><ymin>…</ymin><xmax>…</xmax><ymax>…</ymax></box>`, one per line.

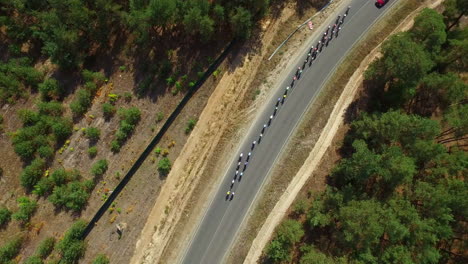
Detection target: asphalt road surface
<box><xmin>180</xmin><ymin>0</ymin><xmax>400</xmax><ymax>263</ymax></box>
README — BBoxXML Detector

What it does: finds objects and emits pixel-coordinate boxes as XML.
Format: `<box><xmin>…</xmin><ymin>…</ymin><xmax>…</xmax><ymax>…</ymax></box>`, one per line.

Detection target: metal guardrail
<box><xmin>268</xmin><ymin>0</ymin><xmax>334</xmax><ymax>60</ymax></box>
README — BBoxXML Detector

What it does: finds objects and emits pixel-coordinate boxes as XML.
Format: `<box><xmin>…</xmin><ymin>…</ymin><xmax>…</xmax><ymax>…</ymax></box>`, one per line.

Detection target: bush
<box><xmin>158</xmin><ymin>157</ymin><xmax>171</xmax><ymax>175</ymax></box>
<box><xmin>20</xmin><ymin>158</ymin><xmax>46</xmax><ymax>189</ymax></box>
<box><xmin>12</xmin><ymin>196</ymin><xmax>37</xmax><ymax>223</ymax></box>
<box><xmin>110</xmin><ymin>140</ymin><xmax>121</xmax><ymax>152</ymax></box>
<box><xmin>91</xmin><ymin>159</ymin><xmax>108</xmax><ymax>177</ymax></box>
<box><xmin>37</xmin><ymin>145</ymin><xmax>54</xmax><ymax>159</ymax></box>
<box><xmin>88</xmin><ymin>146</ymin><xmax>98</xmax><ymax>157</ymax></box>
<box><xmin>123</xmin><ymin>92</ymin><xmax>132</xmax><ymax>102</ymax></box>
<box><xmin>0</xmin><ymin>236</ymin><xmax>23</xmax><ymax>264</ymax></box>
<box><xmin>51</xmin><ymin>118</ymin><xmax>73</xmax><ymax>142</ymax></box>
<box><xmin>37</xmin><ymin>101</ymin><xmax>64</xmax><ymax>116</ymax></box>
<box><xmin>24</xmin><ymin>255</ymin><xmax>43</xmax><ymax>264</ymax></box>
<box><xmin>102</xmin><ymin>103</ymin><xmax>116</xmax><ymax>119</ymax></box>
<box><xmin>0</xmin><ymin>207</ymin><xmax>12</xmax><ymax>227</ymax></box>
<box><xmin>118</xmin><ymin>107</ymin><xmax>141</xmax><ymax>125</ymax></box>
<box><xmin>85</xmin><ymin>127</ymin><xmax>101</xmax><ymax>141</ymax></box>
<box><xmin>185</xmin><ymin>118</ymin><xmax>197</xmax><ymax>134</ymax></box>
<box><xmin>36</xmin><ymin>237</ymin><xmax>55</xmax><ymax>259</ymax></box>
<box><xmin>33</xmin><ymin>177</ymin><xmax>55</xmax><ymax>196</ymax></box>
<box><xmin>56</xmin><ymin>220</ymin><xmax>87</xmax><ymax>263</ymax></box>
<box><xmin>92</xmin><ymin>254</ymin><xmax>110</xmax><ymax>264</ymax></box>
<box><xmin>50</xmin><ymin>168</ymin><xmax>69</xmax><ymax>186</ymax></box>
<box><xmin>156</xmin><ymin>112</ymin><xmax>164</xmax><ymax>122</ymax></box>
<box><xmin>39</xmin><ymin>78</ymin><xmax>62</xmax><ymax>100</ymax></box>
<box><xmin>49</xmin><ymin>180</ymin><xmax>93</xmax><ymax>211</ymax></box>
<box><xmin>70</xmin><ymin>89</ymin><xmax>92</xmax><ymax>117</ymax></box>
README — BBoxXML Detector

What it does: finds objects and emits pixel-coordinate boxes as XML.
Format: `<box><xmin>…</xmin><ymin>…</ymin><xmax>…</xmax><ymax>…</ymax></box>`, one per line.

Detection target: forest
<box><xmin>265</xmin><ymin>1</ymin><xmax>467</xmax><ymax>264</ymax></box>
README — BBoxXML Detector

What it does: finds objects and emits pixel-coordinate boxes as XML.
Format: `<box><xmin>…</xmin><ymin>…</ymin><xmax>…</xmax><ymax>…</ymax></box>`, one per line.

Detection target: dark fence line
<box><xmin>82</xmin><ymin>39</ymin><xmax>236</xmax><ymax>238</ymax></box>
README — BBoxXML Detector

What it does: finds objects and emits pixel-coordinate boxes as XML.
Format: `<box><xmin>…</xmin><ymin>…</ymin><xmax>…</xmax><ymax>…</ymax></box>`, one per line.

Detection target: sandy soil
<box><xmin>242</xmin><ymin>0</ymin><xmax>445</xmax><ymax>262</ymax></box>
<box><xmin>129</xmin><ymin>1</ymin><xmax>346</xmax><ymax>263</ymax></box>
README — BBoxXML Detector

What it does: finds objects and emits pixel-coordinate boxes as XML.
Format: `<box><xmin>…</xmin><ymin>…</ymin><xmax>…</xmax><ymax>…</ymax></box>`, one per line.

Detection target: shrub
<box><xmin>84</xmin><ymin>81</ymin><xmax>97</xmax><ymax>94</ymax></box>
<box><xmin>154</xmin><ymin>147</ymin><xmax>162</xmax><ymax>156</ymax></box>
<box><xmin>24</xmin><ymin>255</ymin><xmax>43</xmax><ymax>264</ymax></box>
<box><xmin>92</xmin><ymin>254</ymin><xmax>110</xmax><ymax>264</ymax></box>
<box><xmin>18</xmin><ymin>109</ymin><xmax>40</xmax><ymax>126</ymax></box>
<box><xmin>0</xmin><ymin>236</ymin><xmax>23</xmax><ymax>264</ymax></box>
<box><xmin>37</xmin><ymin>101</ymin><xmax>64</xmax><ymax>116</ymax></box>
<box><xmin>123</xmin><ymin>92</ymin><xmax>132</xmax><ymax>102</ymax></box>
<box><xmin>56</xmin><ymin>220</ymin><xmax>87</xmax><ymax>263</ymax></box>
<box><xmin>0</xmin><ymin>207</ymin><xmax>12</xmax><ymax>227</ymax></box>
<box><xmin>102</xmin><ymin>103</ymin><xmax>116</xmax><ymax>119</ymax></box>
<box><xmin>158</xmin><ymin>157</ymin><xmax>171</xmax><ymax>175</ymax></box>
<box><xmin>33</xmin><ymin>177</ymin><xmax>55</xmax><ymax>196</ymax></box>
<box><xmin>156</xmin><ymin>112</ymin><xmax>164</xmax><ymax>122</ymax></box>
<box><xmin>37</xmin><ymin>145</ymin><xmax>54</xmax><ymax>159</ymax></box>
<box><xmin>85</xmin><ymin>127</ymin><xmax>101</xmax><ymax>141</ymax></box>
<box><xmin>50</xmin><ymin>168</ymin><xmax>69</xmax><ymax>186</ymax></box>
<box><xmin>70</xmin><ymin>89</ymin><xmax>92</xmax><ymax>117</ymax></box>
<box><xmin>51</xmin><ymin>118</ymin><xmax>73</xmax><ymax>142</ymax></box>
<box><xmin>88</xmin><ymin>146</ymin><xmax>98</xmax><ymax>157</ymax></box>
<box><xmin>12</xmin><ymin>196</ymin><xmax>37</xmax><ymax>223</ymax></box>
<box><xmin>38</xmin><ymin>78</ymin><xmax>62</xmax><ymax>100</ymax></box>
<box><xmin>20</xmin><ymin>158</ymin><xmax>46</xmax><ymax>189</ymax></box>
<box><xmin>185</xmin><ymin>118</ymin><xmax>197</xmax><ymax>134</ymax></box>
<box><xmin>110</xmin><ymin>140</ymin><xmax>121</xmax><ymax>152</ymax></box>
<box><xmin>91</xmin><ymin>159</ymin><xmax>108</xmax><ymax>177</ymax></box>
<box><xmin>49</xmin><ymin>180</ymin><xmax>93</xmax><ymax>211</ymax></box>
<box><xmin>36</xmin><ymin>237</ymin><xmax>55</xmax><ymax>259</ymax></box>
<box><xmin>107</xmin><ymin>93</ymin><xmax>119</xmax><ymax>103</ymax></box>
<box><xmin>118</xmin><ymin>107</ymin><xmax>141</xmax><ymax>125</ymax></box>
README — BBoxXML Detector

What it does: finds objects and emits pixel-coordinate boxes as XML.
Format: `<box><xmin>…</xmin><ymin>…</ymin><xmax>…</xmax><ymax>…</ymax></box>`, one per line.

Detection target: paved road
<box><xmin>180</xmin><ymin>0</ymin><xmax>400</xmax><ymax>263</ymax></box>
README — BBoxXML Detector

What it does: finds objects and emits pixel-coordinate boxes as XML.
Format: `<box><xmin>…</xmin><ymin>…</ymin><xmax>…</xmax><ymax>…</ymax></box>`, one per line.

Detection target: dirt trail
<box><xmin>130</xmin><ymin>6</ymin><xmax>300</xmax><ymax>264</ymax></box>
<box><xmin>242</xmin><ymin>0</ymin><xmax>444</xmax><ymax>262</ymax></box>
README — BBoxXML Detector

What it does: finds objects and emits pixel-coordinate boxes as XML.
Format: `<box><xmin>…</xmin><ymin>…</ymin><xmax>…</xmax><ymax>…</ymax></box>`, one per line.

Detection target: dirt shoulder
<box><xmin>129</xmin><ymin>1</ymin><xmax>349</xmax><ymax>263</ymax></box>
<box><xmin>242</xmin><ymin>0</ymin><xmax>445</xmax><ymax>262</ymax></box>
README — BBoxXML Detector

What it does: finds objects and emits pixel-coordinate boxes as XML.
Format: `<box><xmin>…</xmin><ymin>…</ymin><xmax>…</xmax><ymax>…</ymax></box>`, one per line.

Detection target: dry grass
<box><xmin>226</xmin><ymin>0</ymin><xmax>426</xmax><ymax>263</ymax></box>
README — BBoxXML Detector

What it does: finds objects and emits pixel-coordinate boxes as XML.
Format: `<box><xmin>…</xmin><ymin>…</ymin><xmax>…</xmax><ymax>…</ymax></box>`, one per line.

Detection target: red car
<box><xmin>376</xmin><ymin>0</ymin><xmax>389</xmax><ymax>7</ymax></box>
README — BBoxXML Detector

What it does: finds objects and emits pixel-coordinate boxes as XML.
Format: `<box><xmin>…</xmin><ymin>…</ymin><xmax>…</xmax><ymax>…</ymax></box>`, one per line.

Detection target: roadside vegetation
<box><xmin>265</xmin><ymin>3</ymin><xmax>467</xmax><ymax>264</ymax></box>
<box><xmin>0</xmin><ymin>0</ymin><xmax>284</xmax><ymax>261</ymax></box>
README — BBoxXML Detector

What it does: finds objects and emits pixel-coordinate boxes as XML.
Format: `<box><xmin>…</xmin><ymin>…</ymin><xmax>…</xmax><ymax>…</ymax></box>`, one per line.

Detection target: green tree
<box><xmin>147</xmin><ymin>0</ymin><xmax>177</xmax><ymax>30</ymax></box>
<box><xmin>266</xmin><ymin>219</ymin><xmax>304</xmax><ymax>262</ymax></box>
<box><xmin>338</xmin><ymin>199</ymin><xmax>386</xmax><ymax>250</ymax></box>
<box><xmin>442</xmin><ymin>0</ymin><xmax>468</xmax><ymax>30</ymax></box>
<box><xmin>183</xmin><ymin>7</ymin><xmax>215</xmax><ymax>40</ymax></box>
<box><xmin>230</xmin><ymin>7</ymin><xmax>252</xmax><ymax>39</ymax></box>
<box><xmin>20</xmin><ymin>158</ymin><xmax>46</xmax><ymax>189</ymax></box>
<box><xmin>158</xmin><ymin>157</ymin><xmax>171</xmax><ymax>175</ymax></box>
<box><xmin>411</xmin><ymin>8</ymin><xmax>446</xmax><ymax>55</ymax></box>
<box><xmin>365</xmin><ymin>33</ymin><xmax>434</xmax><ymax>107</ymax></box>
<box><xmin>12</xmin><ymin>196</ymin><xmax>38</xmax><ymax>223</ymax></box>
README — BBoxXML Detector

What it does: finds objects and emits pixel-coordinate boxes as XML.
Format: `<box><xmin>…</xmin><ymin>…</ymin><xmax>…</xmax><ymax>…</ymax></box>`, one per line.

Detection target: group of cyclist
<box><xmin>226</xmin><ymin>6</ymin><xmax>351</xmax><ymax>201</ymax></box>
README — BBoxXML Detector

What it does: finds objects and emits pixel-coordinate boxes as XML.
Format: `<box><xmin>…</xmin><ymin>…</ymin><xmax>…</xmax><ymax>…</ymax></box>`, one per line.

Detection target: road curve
<box><xmin>180</xmin><ymin>0</ymin><xmax>400</xmax><ymax>263</ymax></box>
